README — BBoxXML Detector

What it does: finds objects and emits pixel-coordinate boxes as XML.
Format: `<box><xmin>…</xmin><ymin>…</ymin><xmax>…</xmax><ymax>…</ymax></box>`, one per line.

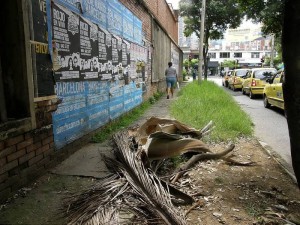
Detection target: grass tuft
<box><xmin>92</xmin><ymin>91</ymin><xmax>163</xmax><ymax>143</ymax></box>
<box><xmin>170</xmin><ymin>81</ymin><xmax>253</xmax><ymax>141</ymax></box>
<box><xmin>92</xmin><ymin>101</ymin><xmax>151</xmax><ymax>143</ymax></box>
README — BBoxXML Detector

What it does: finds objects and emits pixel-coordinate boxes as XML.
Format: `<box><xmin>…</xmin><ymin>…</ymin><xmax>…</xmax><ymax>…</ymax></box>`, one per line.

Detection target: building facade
<box><xmin>178</xmin><ymin>18</ymin><xmax>274</xmax><ymax>73</ymax></box>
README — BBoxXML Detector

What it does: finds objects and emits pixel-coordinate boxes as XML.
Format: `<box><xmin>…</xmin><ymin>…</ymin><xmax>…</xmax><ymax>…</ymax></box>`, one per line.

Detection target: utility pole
<box><xmin>198</xmin><ymin>0</ymin><xmax>206</xmax><ymax>84</ymax></box>
<box><xmin>270</xmin><ymin>34</ymin><xmax>275</xmax><ymax>67</ymax></box>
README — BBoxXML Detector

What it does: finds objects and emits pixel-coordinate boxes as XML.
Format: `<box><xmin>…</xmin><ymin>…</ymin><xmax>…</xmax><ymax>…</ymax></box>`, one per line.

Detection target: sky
<box><xmin>166</xmin><ymin>0</ymin><xmax>180</xmax><ymax>9</ymax></box>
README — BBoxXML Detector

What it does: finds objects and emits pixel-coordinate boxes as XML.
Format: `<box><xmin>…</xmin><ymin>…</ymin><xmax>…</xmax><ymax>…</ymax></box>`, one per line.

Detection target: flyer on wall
<box><xmin>52</xmin><ymin>3</ymin><xmax>80</xmax><ymax>82</ymax></box>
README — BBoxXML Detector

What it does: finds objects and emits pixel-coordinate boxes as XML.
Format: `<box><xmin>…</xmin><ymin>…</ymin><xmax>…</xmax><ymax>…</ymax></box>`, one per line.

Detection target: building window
<box><xmin>234</xmin><ymin>52</ymin><xmax>242</xmax><ymax>58</ymax></box>
<box><xmin>208</xmin><ymin>53</ymin><xmax>216</xmax><ymax>58</ymax></box>
<box><xmin>251</xmin><ymin>52</ymin><xmax>260</xmax><ymax>58</ymax></box>
<box><xmin>220</xmin><ymin>52</ymin><xmax>230</xmax><ymax>58</ymax></box>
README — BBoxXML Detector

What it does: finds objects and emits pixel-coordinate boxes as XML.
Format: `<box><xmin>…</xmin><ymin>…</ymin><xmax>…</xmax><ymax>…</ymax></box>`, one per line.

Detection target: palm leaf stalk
<box><xmin>64</xmin><ymin>130</ymin><xmax>187</xmax><ymax>225</ymax></box>
<box><xmin>110</xmin><ymin>130</ymin><xmax>187</xmax><ymax>225</ymax></box>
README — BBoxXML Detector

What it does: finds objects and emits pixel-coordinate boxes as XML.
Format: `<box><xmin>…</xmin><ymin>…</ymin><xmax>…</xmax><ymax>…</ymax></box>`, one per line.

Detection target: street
<box><xmin>208</xmin><ymin>76</ymin><xmax>294</xmax><ymax>176</ymax></box>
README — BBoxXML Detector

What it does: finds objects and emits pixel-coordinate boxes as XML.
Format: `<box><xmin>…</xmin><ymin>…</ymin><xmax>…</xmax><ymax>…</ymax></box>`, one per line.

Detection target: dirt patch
<box><xmin>175</xmin><ymin>138</ymin><xmax>300</xmax><ymax>225</ymax></box>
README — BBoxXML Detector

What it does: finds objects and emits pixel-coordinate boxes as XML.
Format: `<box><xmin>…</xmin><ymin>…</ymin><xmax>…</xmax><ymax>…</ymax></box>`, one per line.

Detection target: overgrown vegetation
<box><xmin>170</xmin><ymin>81</ymin><xmax>253</xmax><ymax>141</ymax></box>
<box><xmin>92</xmin><ymin>92</ymin><xmax>163</xmax><ymax>143</ymax></box>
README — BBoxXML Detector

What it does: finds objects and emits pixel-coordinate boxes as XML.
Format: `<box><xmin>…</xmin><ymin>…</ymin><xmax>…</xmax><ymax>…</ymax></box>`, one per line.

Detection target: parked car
<box><xmin>222</xmin><ymin>70</ymin><xmax>233</xmax><ymax>87</ymax></box>
<box><xmin>263</xmin><ymin>70</ymin><xmax>285</xmax><ymax>110</ymax></box>
<box><xmin>228</xmin><ymin>68</ymin><xmax>249</xmax><ymax>91</ymax></box>
<box><xmin>242</xmin><ymin>68</ymin><xmax>277</xmax><ymax>99</ymax></box>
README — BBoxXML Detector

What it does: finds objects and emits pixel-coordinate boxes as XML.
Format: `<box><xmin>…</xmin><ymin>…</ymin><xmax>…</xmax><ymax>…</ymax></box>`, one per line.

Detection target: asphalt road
<box><xmin>208</xmin><ymin>76</ymin><xmax>294</xmax><ymax>176</ymax></box>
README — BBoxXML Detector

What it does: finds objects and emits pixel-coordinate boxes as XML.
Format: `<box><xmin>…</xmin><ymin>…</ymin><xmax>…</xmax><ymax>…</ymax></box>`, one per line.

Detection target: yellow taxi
<box><xmin>222</xmin><ymin>70</ymin><xmax>233</xmax><ymax>87</ymax></box>
<box><xmin>263</xmin><ymin>70</ymin><xmax>284</xmax><ymax>110</ymax></box>
<box><xmin>228</xmin><ymin>68</ymin><xmax>249</xmax><ymax>91</ymax></box>
<box><xmin>242</xmin><ymin>68</ymin><xmax>277</xmax><ymax>99</ymax></box>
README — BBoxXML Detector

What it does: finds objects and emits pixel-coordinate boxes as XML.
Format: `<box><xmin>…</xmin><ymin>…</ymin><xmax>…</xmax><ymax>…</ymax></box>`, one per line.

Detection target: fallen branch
<box><xmin>223</xmin><ymin>155</ymin><xmax>256</xmax><ymax>166</ymax></box>
<box><xmin>184</xmin><ymin>199</ymin><xmax>205</xmax><ymax>216</ymax></box>
<box><xmin>171</xmin><ymin>144</ymin><xmax>235</xmax><ymax>183</ymax></box>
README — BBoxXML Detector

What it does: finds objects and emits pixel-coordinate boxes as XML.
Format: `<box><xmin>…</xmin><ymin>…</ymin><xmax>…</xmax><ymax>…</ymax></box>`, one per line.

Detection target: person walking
<box><xmin>165</xmin><ymin>62</ymin><xmax>178</xmax><ymax>99</ymax></box>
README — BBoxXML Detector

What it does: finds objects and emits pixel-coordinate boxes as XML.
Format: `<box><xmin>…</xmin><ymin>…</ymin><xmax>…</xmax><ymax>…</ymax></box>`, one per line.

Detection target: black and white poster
<box><xmin>79</xmin><ymin>17</ymin><xmax>99</xmax><ymax>80</ymax></box>
<box><xmin>52</xmin><ymin>3</ymin><xmax>80</xmax><ymax>81</ymax></box>
<box><xmin>98</xmin><ymin>26</ymin><xmax>112</xmax><ymax>80</ymax></box>
<box><xmin>111</xmin><ymin>34</ymin><xmax>122</xmax><ymax>80</ymax></box>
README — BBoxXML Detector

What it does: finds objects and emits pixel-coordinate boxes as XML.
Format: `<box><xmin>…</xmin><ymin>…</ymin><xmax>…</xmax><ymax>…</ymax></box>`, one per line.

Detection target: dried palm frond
<box><xmin>64</xmin><ymin>130</ymin><xmax>187</xmax><ymax>225</ymax></box>
<box><xmin>111</xmin><ymin>130</ymin><xmax>187</xmax><ymax>225</ymax></box>
<box><xmin>65</xmin><ymin>175</ymin><xmax>127</xmax><ymax>225</ymax></box>
<box><xmin>134</xmin><ymin>117</ymin><xmax>204</xmax><ymax>145</ymax></box>
<box><xmin>145</xmin><ymin>131</ymin><xmax>210</xmax><ymax>160</ymax></box>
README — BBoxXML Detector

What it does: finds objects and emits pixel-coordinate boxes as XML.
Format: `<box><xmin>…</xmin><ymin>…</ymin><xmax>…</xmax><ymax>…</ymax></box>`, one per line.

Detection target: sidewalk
<box><xmin>0</xmin><ymin>86</ymin><xmax>181</xmax><ymax>225</ymax></box>
<box><xmin>1</xmin><ymin>81</ymin><xmax>299</xmax><ymax>225</ymax></box>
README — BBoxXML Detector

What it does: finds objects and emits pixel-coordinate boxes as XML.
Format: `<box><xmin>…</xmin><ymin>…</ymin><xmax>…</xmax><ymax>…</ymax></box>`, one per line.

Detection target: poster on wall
<box><xmin>133</xmin><ymin>16</ymin><xmax>143</xmax><ymax>45</ymax></box>
<box><xmin>98</xmin><ymin>26</ymin><xmax>112</xmax><ymax>80</ymax></box>
<box><xmin>82</xmin><ymin>0</ymin><xmax>107</xmax><ymax>29</ymax></box>
<box><xmin>52</xmin><ymin>3</ymin><xmax>80</xmax><ymax>81</ymax></box>
<box><xmin>31</xmin><ymin>0</ymin><xmax>55</xmax><ymax>97</ymax></box>
<box><xmin>79</xmin><ymin>17</ymin><xmax>99</xmax><ymax>80</ymax></box>
<box><xmin>52</xmin><ymin>81</ymin><xmax>87</xmax><ymax>149</ymax></box>
<box><xmin>121</xmin><ymin>39</ymin><xmax>131</xmax><ymax>83</ymax></box>
<box><xmin>86</xmin><ymin>81</ymin><xmax>110</xmax><ymax>130</ymax></box>
<box><xmin>107</xmin><ymin>0</ymin><xmax>123</xmax><ymax>36</ymax></box>
<box><xmin>111</xmin><ymin>34</ymin><xmax>122</xmax><ymax>80</ymax></box>
<box><xmin>122</xmin><ymin>5</ymin><xmax>134</xmax><ymax>42</ymax></box>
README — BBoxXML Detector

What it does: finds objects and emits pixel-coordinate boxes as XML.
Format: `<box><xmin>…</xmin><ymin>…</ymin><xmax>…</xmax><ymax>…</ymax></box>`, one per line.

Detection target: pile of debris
<box><xmin>64</xmin><ymin>117</ymin><xmax>255</xmax><ymax>225</ymax></box>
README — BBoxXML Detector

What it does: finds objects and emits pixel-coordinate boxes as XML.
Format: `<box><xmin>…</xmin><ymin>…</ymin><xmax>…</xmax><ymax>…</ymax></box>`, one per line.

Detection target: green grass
<box><xmin>170</xmin><ymin>81</ymin><xmax>253</xmax><ymax>141</ymax></box>
<box><xmin>92</xmin><ymin>92</ymin><xmax>163</xmax><ymax>143</ymax></box>
<box><xmin>92</xmin><ymin>101</ymin><xmax>151</xmax><ymax>143</ymax></box>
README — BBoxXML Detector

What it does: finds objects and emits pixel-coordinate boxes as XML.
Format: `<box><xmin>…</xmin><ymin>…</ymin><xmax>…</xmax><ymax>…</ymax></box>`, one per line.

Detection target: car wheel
<box><xmin>225</xmin><ymin>81</ymin><xmax>228</xmax><ymax>87</ymax></box>
<box><xmin>232</xmin><ymin>85</ymin><xmax>236</xmax><ymax>91</ymax></box>
<box><xmin>263</xmin><ymin>95</ymin><xmax>270</xmax><ymax>108</ymax></box>
<box><xmin>242</xmin><ymin>88</ymin><xmax>246</xmax><ymax>95</ymax></box>
<box><xmin>249</xmin><ymin>90</ymin><xmax>255</xmax><ymax>99</ymax></box>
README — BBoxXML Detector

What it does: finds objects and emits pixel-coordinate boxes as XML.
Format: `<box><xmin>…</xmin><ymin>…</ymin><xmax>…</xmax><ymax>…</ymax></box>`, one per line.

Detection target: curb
<box><xmin>257</xmin><ymin>139</ymin><xmax>297</xmax><ymax>184</ymax></box>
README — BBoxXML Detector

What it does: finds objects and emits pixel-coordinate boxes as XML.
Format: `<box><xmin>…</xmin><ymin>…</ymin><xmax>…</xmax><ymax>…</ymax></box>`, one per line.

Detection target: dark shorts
<box><xmin>166</xmin><ymin>76</ymin><xmax>176</xmax><ymax>88</ymax></box>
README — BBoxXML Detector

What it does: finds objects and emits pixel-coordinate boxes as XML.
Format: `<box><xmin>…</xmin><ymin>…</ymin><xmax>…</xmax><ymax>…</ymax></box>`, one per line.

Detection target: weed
<box><xmin>149</xmin><ymin>96</ymin><xmax>156</xmax><ymax>104</ymax></box>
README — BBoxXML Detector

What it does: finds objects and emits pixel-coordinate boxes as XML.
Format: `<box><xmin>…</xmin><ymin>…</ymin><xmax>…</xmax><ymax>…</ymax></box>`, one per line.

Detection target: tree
<box><xmin>222</xmin><ymin>60</ymin><xmax>237</xmax><ymax>70</ymax></box>
<box><xmin>179</xmin><ymin>0</ymin><xmax>244</xmax><ymax>79</ymax></box>
<box><xmin>282</xmin><ymin>1</ymin><xmax>300</xmax><ymax>188</ymax></box>
<box><xmin>236</xmin><ymin>0</ymin><xmax>283</xmax><ymax>37</ymax></box>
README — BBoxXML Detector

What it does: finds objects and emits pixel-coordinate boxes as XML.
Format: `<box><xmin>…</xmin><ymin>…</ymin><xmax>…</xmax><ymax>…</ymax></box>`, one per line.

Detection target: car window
<box><xmin>253</xmin><ymin>69</ymin><xmax>277</xmax><ymax>80</ymax></box>
<box><xmin>235</xmin><ymin>70</ymin><xmax>248</xmax><ymax>77</ymax></box>
<box><xmin>272</xmin><ymin>72</ymin><xmax>281</xmax><ymax>84</ymax></box>
<box><xmin>245</xmin><ymin>71</ymin><xmax>251</xmax><ymax>78</ymax></box>
<box><xmin>280</xmin><ymin>72</ymin><xmax>285</xmax><ymax>83</ymax></box>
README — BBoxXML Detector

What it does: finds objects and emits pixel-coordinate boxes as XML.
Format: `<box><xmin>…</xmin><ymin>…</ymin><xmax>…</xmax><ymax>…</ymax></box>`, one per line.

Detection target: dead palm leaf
<box><xmin>111</xmin><ymin>130</ymin><xmax>187</xmax><ymax>225</ymax></box>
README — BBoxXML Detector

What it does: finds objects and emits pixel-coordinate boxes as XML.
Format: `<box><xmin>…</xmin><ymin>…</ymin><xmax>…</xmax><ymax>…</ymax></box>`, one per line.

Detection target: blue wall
<box><xmin>45</xmin><ymin>0</ymin><xmax>145</xmax><ymax>149</ymax></box>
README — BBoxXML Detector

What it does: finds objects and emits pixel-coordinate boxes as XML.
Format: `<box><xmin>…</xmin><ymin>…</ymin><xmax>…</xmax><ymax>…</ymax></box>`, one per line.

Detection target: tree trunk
<box><xmin>282</xmin><ymin>1</ymin><xmax>300</xmax><ymax>188</ymax></box>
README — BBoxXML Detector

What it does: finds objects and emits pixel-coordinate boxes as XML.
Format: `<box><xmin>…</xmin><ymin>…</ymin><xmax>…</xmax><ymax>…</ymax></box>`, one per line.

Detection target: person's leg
<box><xmin>166</xmin><ymin>77</ymin><xmax>171</xmax><ymax>99</ymax></box>
<box><xmin>170</xmin><ymin>77</ymin><xmax>176</xmax><ymax>97</ymax></box>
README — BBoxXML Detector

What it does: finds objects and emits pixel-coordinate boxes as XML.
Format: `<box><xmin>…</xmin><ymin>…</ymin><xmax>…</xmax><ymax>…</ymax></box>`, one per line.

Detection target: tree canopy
<box><xmin>179</xmin><ymin>0</ymin><xmax>244</xmax><ymax>78</ymax></box>
<box><xmin>236</xmin><ymin>0</ymin><xmax>284</xmax><ymax>37</ymax></box>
